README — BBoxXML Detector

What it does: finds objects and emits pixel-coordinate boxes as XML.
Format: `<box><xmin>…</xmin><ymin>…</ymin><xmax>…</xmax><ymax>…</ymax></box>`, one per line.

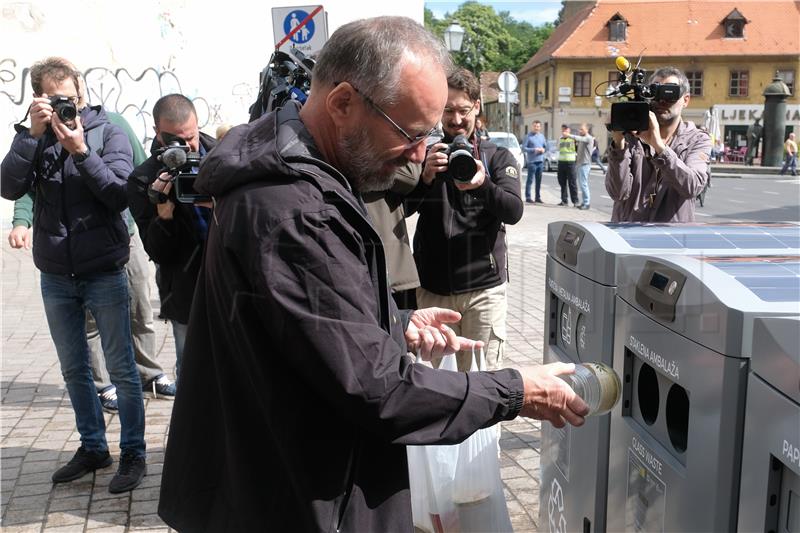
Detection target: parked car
<box><xmin>487</xmin><ymin>131</ymin><xmax>525</xmax><ymax>171</ymax></box>
<box><xmin>543</xmin><ymin>139</ymin><xmax>559</xmax><ymax>172</ymax></box>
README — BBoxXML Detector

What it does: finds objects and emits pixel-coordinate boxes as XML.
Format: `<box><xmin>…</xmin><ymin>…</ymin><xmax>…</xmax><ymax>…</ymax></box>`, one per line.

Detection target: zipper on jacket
<box><xmin>59</xmin><ymin>149</ymin><xmax>76</xmax><ymax>274</ymax></box>
<box><xmin>335</xmin><ymin>440</ymin><xmax>359</xmax><ymax>532</ymax></box>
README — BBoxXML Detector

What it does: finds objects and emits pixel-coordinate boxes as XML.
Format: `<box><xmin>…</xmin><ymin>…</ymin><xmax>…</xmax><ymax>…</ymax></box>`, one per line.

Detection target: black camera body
<box><xmin>148</xmin><ymin>137</ymin><xmax>209</xmax><ymax>205</ymax></box>
<box><xmin>436</xmin><ymin>134</ymin><xmax>478</xmax><ymax>184</ymax></box>
<box><xmin>50</xmin><ymin>95</ymin><xmax>77</xmax><ymax>122</ymax></box>
<box><xmin>608</xmin><ymin>62</ymin><xmax>682</xmax><ymax>131</ymax></box>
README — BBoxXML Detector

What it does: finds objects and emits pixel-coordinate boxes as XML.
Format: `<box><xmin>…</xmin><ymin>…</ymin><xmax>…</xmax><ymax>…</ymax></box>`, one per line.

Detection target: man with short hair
<box><xmin>128</xmin><ymin>94</ymin><xmax>216</xmax><ymax>384</ymax></box>
<box><xmin>522</xmin><ymin>119</ymin><xmax>546</xmax><ymax>203</ymax></box>
<box><xmin>779</xmin><ymin>132</ymin><xmax>797</xmax><ymax>176</ymax></box>
<box><xmin>557</xmin><ymin>124</ymin><xmax>579</xmax><ymax>206</ymax></box>
<box><xmin>605</xmin><ymin>66</ymin><xmax>710</xmax><ymax>222</ymax></box>
<box><xmin>1</xmin><ymin>57</ymin><xmax>146</xmax><ymax>493</ymax></box>
<box><xmin>158</xmin><ymin>17</ymin><xmax>587</xmax><ymax>532</ymax></box>
<box><xmin>567</xmin><ymin>123</ymin><xmax>594</xmax><ymax>209</ymax></box>
<box><xmin>409</xmin><ymin>67</ymin><xmax>523</xmax><ymax>372</ymax></box>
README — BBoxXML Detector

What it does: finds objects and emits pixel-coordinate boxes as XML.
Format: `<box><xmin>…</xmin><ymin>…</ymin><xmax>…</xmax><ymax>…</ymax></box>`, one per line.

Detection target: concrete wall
<box><xmin>0</xmin><ymin>0</ymin><xmax>423</xmax><ymax>221</ymax></box>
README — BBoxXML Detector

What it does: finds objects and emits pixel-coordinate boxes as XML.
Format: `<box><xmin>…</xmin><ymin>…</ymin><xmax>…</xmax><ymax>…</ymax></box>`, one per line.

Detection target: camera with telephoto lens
<box><xmin>49</xmin><ymin>95</ymin><xmax>77</xmax><ymax>122</ymax></box>
<box><xmin>436</xmin><ymin>134</ymin><xmax>478</xmax><ymax>184</ymax></box>
<box><xmin>607</xmin><ymin>56</ymin><xmax>682</xmax><ymax>131</ymax></box>
<box><xmin>148</xmin><ymin>134</ymin><xmax>209</xmax><ymax>205</ymax></box>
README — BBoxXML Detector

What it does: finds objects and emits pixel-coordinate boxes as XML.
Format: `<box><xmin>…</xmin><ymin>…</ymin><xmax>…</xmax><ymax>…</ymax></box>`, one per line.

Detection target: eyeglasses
<box><xmin>443</xmin><ymin>101</ymin><xmax>477</xmax><ymax>118</ymax></box>
<box><xmin>343</xmin><ymin>82</ymin><xmax>437</xmax><ymax>148</ymax></box>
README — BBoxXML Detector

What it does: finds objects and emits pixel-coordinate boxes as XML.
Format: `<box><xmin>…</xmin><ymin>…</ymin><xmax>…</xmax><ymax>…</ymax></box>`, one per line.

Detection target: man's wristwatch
<box><xmin>73</xmin><ymin>147</ymin><xmax>91</xmax><ymax>163</ymax></box>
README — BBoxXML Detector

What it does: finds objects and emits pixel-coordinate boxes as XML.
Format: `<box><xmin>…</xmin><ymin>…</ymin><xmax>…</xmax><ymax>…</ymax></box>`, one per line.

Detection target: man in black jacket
<box><xmin>407</xmin><ymin>67</ymin><xmax>523</xmax><ymax>372</ymax></box>
<box><xmin>158</xmin><ymin>17</ymin><xmax>587</xmax><ymax>533</ymax></box>
<box><xmin>127</xmin><ymin>94</ymin><xmax>216</xmax><ymax>385</ymax></box>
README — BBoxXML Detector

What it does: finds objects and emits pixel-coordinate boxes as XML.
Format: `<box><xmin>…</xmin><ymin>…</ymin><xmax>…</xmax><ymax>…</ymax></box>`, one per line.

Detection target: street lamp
<box><xmin>443</xmin><ymin>22</ymin><xmax>465</xmax><ymax>52</ymax></box>
<box><xmin>594</xmin><ymin>95</ymin><xmax>603</xmax><ymax>116</ymax></box>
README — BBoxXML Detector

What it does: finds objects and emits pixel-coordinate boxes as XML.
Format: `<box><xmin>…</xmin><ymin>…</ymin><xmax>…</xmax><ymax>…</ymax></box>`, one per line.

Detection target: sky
<box><xmin>425</xmin><ymin>0</ymin><xmax>562</xmax><ymax>27</ymax></box>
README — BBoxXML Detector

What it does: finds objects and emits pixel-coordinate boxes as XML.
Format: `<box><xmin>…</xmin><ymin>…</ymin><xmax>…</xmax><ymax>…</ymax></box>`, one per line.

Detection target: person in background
<box><xmin>521</xmin><ymin>119</ymin><xmax>546</xmax><ymax>204</ymax></box>
<box><xmin>557</xmin><ymin>124</ymin><xmax>579</xmax><ymax>207</ymax></box>
<box><xmin>605</xmin><ymin>66</ymin><xmax>710</xmax><ymax>222</ymax></box>
<box><xmin>127</xmin><ymin>94</ymin><xmax>217</xmax><ymax>384</ymax></box>
<box><xmin>1</xmin><ymin>56</ymin><xmax>146</xmax><ymax>493</ymax></box>
<box><xmin>475</xmin><ymin>116</ymin><xmax>489</xmax><ymax>140</ymax></box>
<box><xmin>566</xmin><ymin>123</ymin><xmax>594</xmax><ymax>210</ymax></box>
<box><xmin>779</xmin><ymin>132</ymin><xmax>797</xmax><ymax>176</ymax></box>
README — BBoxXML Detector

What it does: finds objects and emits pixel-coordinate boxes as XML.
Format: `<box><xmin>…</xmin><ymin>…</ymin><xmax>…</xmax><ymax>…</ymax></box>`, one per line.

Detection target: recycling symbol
<box><xmin>548</xmin><ymin>477</ymin><xmax>567</xmax><ymax>533</ymax></box>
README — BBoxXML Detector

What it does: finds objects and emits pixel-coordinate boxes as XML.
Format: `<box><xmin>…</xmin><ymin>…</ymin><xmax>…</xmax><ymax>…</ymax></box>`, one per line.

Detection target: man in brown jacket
<box><xmin>605</xmin><ymin>66</ymin><xmax>710</xmax><ymax>222</ymax></box>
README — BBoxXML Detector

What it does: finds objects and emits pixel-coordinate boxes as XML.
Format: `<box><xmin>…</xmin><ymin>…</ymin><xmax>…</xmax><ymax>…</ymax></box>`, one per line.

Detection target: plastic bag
<box><xmin>409</xmin><ymin>352</ymin><xmax>460</xmax><ymax>532</ymax></box>
<box><xmin>408</xmin><ymin>348</ymin><xmax>511</xmax><ymax>532</ymax></box>
<box><xmin>452</xmin><ymin>347</ymin><xmax>512</xmax><ymax>533</ymax></box>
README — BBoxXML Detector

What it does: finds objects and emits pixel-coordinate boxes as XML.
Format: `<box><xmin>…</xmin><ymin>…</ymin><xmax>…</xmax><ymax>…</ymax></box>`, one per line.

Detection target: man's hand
<box><xmin>535</xmin><ymin>146</ymin><xmax>545</xmax><ymax>154</ymax></box>
<box><xmin>610</xmin><ymin>130</ymin><xmax>626</xmax><ymax>150</ymax></box>
<box><xmin>421</xmin><ymin>143</ymin><xmax>449</xmax><ymax>185</ymax></box>
<box><xmin>51</xmin><ymin>113</ymin><xmax>87</xmax><ymax>155</ymax></box>
<box><xmin>518</xmin><ymin>363</ymin><xmax>589</xmax><ymax>428</ymax></box>
<box><xmin>28</xmin><ymin>94</ymin><xmax>53</xmax><ymax>139</ymax></box>
<box><xmin>454</xmin><ymin>159</ymin><xmax>486</xmax><ymax>191</ymax></box>
<box><xmin>151</xmin><ymin>172</ymin><xmax>176</xmax><ymax>220</ymax></box>
<box><xmin>405</xmin><ymin>307</ymin><xmax>483</xmax><ymax>361</ymax></box>
<box><xmin>8</xmin><ymin>226</ymin><xmax>32</xmax><ymax>249</ymax></box>
<box><xmin>635</xmin><ymin>112</ymin><xmax>666</xmax><ymax>154</ymax></box>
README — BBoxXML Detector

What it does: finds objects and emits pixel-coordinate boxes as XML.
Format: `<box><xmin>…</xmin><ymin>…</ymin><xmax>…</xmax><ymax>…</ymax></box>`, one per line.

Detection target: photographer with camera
<box><xmin>127</xmin><ymin>94</ymin><xmax>216</xmax><ymax>384</ymax></box>
<box><xmin>407</xmin><ymin>67</ymin><xmax>524</xmax><ymax>372</ymax></box>
<box><xmin>1</xmin><ymin>57</ymin><xmax>146</xmax><ymax>492</ymax></box>
<box><xmin>605</xmin><ymin>66</ymin><xmax>710</xmax><ymax>222</ymax></box>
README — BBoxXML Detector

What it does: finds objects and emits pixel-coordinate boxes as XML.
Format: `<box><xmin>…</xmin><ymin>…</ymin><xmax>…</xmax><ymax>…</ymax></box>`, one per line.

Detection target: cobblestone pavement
<box><xmin>2</xmin><ymin>183</ymin><xmax>606</xmax><ymax>532</ymax></box>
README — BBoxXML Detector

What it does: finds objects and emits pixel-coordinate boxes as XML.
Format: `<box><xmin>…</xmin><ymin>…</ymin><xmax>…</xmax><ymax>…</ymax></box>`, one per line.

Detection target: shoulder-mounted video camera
<box><xmin>148</xmin><ymin>133</ymin><xmax>208</xmax><ymax>205</ymax></box>
<box><xmin>436</xmin><ymin>134</ymin><xmax>478</xmax><ymax>184</ymax></box>
<box><xmin>606</xmin><ymin>56</ymin><xmax>682</xmax><ymax>131</ymax></box>
<box><xmin>249</xmin><ymin>48</ymin><xmax>315</xmax><ymax>122</ymax></box>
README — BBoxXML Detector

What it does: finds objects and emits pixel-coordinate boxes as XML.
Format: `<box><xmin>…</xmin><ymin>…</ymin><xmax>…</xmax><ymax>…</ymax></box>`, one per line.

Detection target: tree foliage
<box><xmin>425</xmin><ymin>1</ymin><xmax>554</xmax><ymax>76</ymax></box>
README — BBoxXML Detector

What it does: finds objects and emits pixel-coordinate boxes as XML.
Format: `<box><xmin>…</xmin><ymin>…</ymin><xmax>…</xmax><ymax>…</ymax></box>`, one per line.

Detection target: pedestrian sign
<box><xmin>272</xmin><ymin>5</ymin><xmax>328</xmax><ymax>56</ymax></box>
<box><xmin>285</xmin><ymin>11</ymin><xmax>315</xmax><ymax>44</ymax></box>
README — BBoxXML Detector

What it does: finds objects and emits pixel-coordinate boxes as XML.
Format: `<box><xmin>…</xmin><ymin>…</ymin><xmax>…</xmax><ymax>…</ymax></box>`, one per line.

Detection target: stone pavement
<box><xmin>1</xmin><ymin>185</ymin><xmax>606</xmax><ymax>532</ymax></box>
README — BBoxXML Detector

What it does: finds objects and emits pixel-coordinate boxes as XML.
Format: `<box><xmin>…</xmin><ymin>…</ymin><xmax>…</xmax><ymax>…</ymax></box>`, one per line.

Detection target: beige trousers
<box><xmin>416</xmin><ymin>283</ymin><xmax>507</xmax><ymax>372</ymax></box>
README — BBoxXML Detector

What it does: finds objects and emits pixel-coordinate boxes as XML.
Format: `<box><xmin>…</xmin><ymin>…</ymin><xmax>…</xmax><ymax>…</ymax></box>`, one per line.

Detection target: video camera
<box><xmin>249</xmin><ymin>48</ymin><xmax>315</xmax><ymax>122</ymax></box>
<box><xmin>148</xmin><ymin>133</ymin><xmax>209</xmax><ymax>205</ymax></box>
<box><xmin>606</xmin><ymin>56</ymin><xmax>682</xmax><ymax>131</ymax></box>
<box><xmin>49</xmin><ymin>95</ymin><xmax>77</xmax><ymax>122</ymax></box>
<box><xmin>436</xmin><ymin>134</ymin><xmax>478</xmax><ymax>184</ymax></box>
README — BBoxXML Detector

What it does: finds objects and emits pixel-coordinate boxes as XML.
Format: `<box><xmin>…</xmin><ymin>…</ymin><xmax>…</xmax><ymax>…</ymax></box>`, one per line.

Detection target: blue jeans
<box><xmin>41</xmin><ymin>270</ymin><xmax>145</xmax><ymax>457</ymax></box>
<box><xmin>577</xmin><ymin>163</ymin><xmax>591</xmax><ymax>206</ymax></box>
<box><xmin>171</xmin><ymin>320</ymin><xmax>188</xmax><ymax>382</ymax></box>
<box><xmin>780</xmin><ymin>154</ymin><xmax>797</xmax><ymax>175</ymax></box>
<box><xmin>526</xmin><ymin>160</ymin><xmax>543</xmax><ymax>201</ymax></box>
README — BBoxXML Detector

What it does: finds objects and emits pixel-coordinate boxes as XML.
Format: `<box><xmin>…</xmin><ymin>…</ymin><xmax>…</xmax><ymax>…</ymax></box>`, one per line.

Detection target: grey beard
<box><xmin>338</xmin><ymin>128</ymin><xmax>401</xmax><ymax>193</ymax></box>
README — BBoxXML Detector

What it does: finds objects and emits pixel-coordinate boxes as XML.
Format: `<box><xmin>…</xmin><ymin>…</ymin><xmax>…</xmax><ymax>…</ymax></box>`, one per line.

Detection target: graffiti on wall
<box><xmin>0</xmin><ymin>58</ymin><xmax>225</xmax><ymax>150</ymax></box>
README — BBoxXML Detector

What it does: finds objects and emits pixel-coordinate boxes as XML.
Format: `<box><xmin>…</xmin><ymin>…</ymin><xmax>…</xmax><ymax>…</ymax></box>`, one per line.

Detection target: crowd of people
<box><xmin>1</xmin><ymin>14</ymin><xmax>732</xmax><ymax>531</ymax></box>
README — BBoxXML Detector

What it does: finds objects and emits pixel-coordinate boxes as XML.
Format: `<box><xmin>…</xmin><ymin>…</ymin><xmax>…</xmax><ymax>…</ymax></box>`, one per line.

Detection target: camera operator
<box><xmin>127</xmin><ymin>94</ymin><xmax>216</xmax><ymax>383</ymax></box>
<box><xmin>407</xmin><ymin>67</ymin><xmax>524</xmax><ymax>372</ymax></box>
<box><xmin>605</xmin><ymin>66</ymin><xmax>710</xmax><ymax>222</ymax></box>
<box><xmin>0</xmin><ymin>57</ymin><xmax>146</xmax><ymax>493</ymax></box>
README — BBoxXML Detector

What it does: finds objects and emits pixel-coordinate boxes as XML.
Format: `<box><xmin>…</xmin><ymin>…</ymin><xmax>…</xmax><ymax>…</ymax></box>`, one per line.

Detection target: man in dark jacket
<box><xmin>158</xmin><ymin>17</ymin><xmax>588</xmax><ymax>533</ymax></box>
<box><xmin>0</xmin><ymin>57</ymin><xmax>146</xmax><ymax>493</ymax></box>
<box><xmin>127</xmin><ymin>94</ymin><xmax>216</xmax><ymax>383</ymax></box>
<box><xmin>605</xmin><ymin>66</ymin><xmax>710</xmax><ymax>222</ymax></box>
<box><xmin>363</xmin><ymin>162</ymin><xmax>421</xmax><ymax>309</ymax></box>
<box><xmin>407</xmin><ymin>67</ymin><xmax>523</xmax><ymax>372</ymax></box>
